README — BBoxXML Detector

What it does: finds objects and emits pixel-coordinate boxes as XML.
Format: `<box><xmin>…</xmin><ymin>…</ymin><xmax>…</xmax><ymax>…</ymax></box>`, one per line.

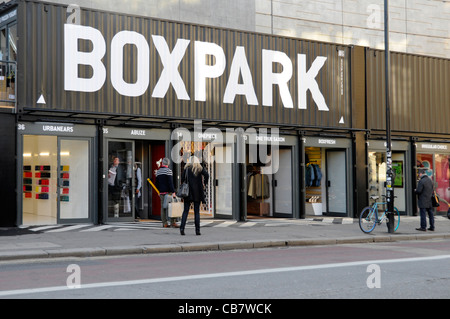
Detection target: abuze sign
<box><xmin>20</xmin><ymin>3</ymin><xmax>350</xmax><ymax>126</ymax></box>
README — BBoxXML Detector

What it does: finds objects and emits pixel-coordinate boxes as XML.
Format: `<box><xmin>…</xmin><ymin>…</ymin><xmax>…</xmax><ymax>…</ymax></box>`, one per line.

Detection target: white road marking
<box><xmin>214</xmin><ymin>221</ymin><xmax>237</xmax><ymax>227</ymax></box>
<box><xmin>45</xmin><ymin>225</ymin><xmax>92</xmax><ymax>233</ymax></box>
<box><xmin>2</xmin><ymin>254</ymin><xmax>450</xmax><ymax>297</ymax></box>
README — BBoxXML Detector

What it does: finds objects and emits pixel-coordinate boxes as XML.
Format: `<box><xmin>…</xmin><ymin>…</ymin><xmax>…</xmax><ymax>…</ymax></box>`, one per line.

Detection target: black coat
<box><xmin>182</xmin><ymin>166</ymin><xmax>209</xmax><ymax>203</ymax></box>
<box><xmin>416</xmin><ymin>175</ymin><xmax>433</xmax><ymax>208</ymax></box>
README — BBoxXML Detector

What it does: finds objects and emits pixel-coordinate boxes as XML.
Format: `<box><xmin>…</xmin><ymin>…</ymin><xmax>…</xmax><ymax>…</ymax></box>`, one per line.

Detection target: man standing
<box><xmin>108</xmin><ymin>156</ymin><xmax>122</xmax><ymax>217</ymax></box>
<box><xmin>134</xmin><ymin>161</ymin><xmax>142</xmax><ymax>220</ymax></box>
<box><xmin>415</xmin><ymin>168</ymin><xmax>435</xmax><ymax>231</ymax></box>
<box><xmin>155</xmin><ymin>157</ymin><xmax>177</xmax><ymax>228</ymax></box>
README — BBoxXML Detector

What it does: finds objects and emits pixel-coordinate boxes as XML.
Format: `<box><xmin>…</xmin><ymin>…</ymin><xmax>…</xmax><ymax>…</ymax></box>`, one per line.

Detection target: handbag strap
<box><xmin>184</xmin><ymin>167</ymin><xmax>189</xmax><ymax>182</ymax></box>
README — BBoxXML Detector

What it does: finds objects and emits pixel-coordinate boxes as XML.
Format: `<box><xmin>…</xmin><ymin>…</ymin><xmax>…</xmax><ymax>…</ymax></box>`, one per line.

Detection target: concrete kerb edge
<box><xmin>47</xmin><ymin>247</ymin><xmax>106</xmax><ymax>258</ymax></box>
<box><xmin>0</xmin><ymin>249</ymin><xmax>50</xmax><ymax>261</ymax></box>
<box><xmin>2</xmin><ymin>233</ymin><xmax>450</xmax><ymax>261</ymax></box>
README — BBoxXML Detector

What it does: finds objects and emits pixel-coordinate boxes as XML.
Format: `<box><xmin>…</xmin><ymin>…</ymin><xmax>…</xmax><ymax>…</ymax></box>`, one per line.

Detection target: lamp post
<box><xmin>384</xmin><ymin>0</ymin><xmax>395</xmax><ymax>233</ymax></box>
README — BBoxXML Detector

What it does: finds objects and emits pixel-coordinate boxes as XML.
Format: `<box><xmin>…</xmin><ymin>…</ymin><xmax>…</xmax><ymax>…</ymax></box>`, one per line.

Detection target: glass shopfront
<box><xmin>172</xmin><ymin>128</ymin><xmax>238</xmax><ymax>220</ymax></box>
<box><xmin>367</xmin><ymin>140</ymin><xmax>411</xmax><ymax>215</ymax></box>
<box><xmin>303</xmin><ymin>137</ymin><xmax>352</xmax><ymax>217</ymax></box>
<box><xmin>416</xmin><ymin>142</ymin><xmax>450</xmax><ymax>214</ymax></box>
<box><xmin>244</xmin><ymin>133</ymin><xmax>298</xmax><ymax>219</ymax></box>
<box><xmin>172</xmin><ymin>128</ymin><xmax>299</xmax><ymax>220</ymax></box>
<box><xmin>103</xmin><ymin>127</ymin><xmax>170</xmax><ymax>222</ymax></box>
<box><xmin>18</xmin><ymin>123</ymin><xmax>95</xmax><ymax>225</ymax></box>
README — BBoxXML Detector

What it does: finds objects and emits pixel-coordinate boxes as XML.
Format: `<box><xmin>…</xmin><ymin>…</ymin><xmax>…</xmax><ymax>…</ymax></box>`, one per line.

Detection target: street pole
<box><xmin>384</xmin><ymin>0</ymin><xmax>395</xmax><ymax>233</ymax></box>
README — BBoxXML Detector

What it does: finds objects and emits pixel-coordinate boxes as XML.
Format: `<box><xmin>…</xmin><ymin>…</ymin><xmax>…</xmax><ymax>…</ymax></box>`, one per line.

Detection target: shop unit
<box><xmin>415</xmin><ymin>141</ymin><xmax>450</xmax><ymax>215</ymax></box>
<box><xmin>101</xmin><ymin>126</ymin><xmax>171</xmax><ymax>223</ymax></box>
<box><xmin>367</xmin><ymin>140</ymin><xmax>412</xmax><ymax>215</ymax></box>
<box><xmin>366</xmin><ymin>48</ymin><xmax>450</xmax><ymax>216</ymax></box>
<box><xmin>244</xmin><ymin>133</ymin><xmax>299</xmax><ymax>219</ymax></box>
<box><xmin>17</xmin><ymin>122</ymin><xmax>96</xmax><ymax>225</ymax></box>
<box><xmin>302</xmin><ymin>136</ymin><xmax>353</xmax><ymax>217</ymax></box>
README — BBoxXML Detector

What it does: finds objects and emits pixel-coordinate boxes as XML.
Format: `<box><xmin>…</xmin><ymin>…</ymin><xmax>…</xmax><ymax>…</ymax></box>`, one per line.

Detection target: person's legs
<box><xmin>180</xmin><ymin>200</ymin><xmax>191</xmax><ymax>235</ymax></box>
<box><xmin>427</xmin><ymin>207</ymin><xmax>435</xmax><ymax>230</ymax></box>
<box><xmin>135</xmin><ymin>195</ymin><xmax>141</xmax><ymax>219</ymax></box>
<box><xmin>160</xmin><ymin>194</ymin><xmax>168</xmax><ymax>227</ymax></box>
<box><xmin>193</xmin><ymin>201</ymin><xmax>201</xmax><ymax>235</ymax></box>
<box><xmin>418</xmin><ymin>208</ymin><xmax>427</xmax><ymax>230</ymax></box>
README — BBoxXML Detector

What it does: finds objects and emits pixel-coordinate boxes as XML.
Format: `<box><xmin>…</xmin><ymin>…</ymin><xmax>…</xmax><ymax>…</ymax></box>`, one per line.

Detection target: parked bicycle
<box><xmin>359</xmin><ymin>195</ymin><xmax>400</xmax><ymax>233</ymax></box>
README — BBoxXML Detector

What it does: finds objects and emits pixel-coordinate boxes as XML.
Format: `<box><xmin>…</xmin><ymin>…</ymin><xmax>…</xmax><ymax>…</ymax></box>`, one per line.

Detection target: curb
<box><xmin>1</xmin><ymin>232</ymin><xmax>449</xmax><ymax>262</ymax></box>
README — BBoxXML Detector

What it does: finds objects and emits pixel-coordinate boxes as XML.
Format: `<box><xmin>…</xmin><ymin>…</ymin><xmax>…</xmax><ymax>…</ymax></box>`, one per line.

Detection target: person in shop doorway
<box><xmin>108</xmin><ymin>156</ymin><xmax>122</xmax><ymax>217</ymax></box>
<box><xmin>134</xmin><ymin>161</ymin><xmax>142</xmax><ymax>220</ymax></box>
<box><xmin>180</xmin><ymin>156</ymin><xmax>209</xmax><ymax>236</ymax></box>
<box><xmin>155</xmin><ymin>157</ymin><xmax>177</xmax><ymax>228</ymax></box>
<box><xmin>415</xmin><ymin>168</ymin><xmax>435</xmax><ymax>231</ymax></box>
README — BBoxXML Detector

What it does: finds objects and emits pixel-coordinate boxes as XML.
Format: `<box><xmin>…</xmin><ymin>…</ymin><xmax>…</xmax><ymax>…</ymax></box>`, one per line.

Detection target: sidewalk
<box><xmin>0</xmin><ymin>216</ymin><xmax>449</xmax><ymax>262</ymax></box>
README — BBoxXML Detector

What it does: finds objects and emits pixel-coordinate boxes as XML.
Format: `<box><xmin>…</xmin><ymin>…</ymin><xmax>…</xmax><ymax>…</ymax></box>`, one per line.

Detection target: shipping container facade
<box><xmin>2</xmin><ymin>0</ymin><xmax>450</xmax><ymax>227</ymax></box>
<box><xmin>17</xmin><ymin>0</ymin><xmax>352</xmax><ymax>129</ymax></box>
<box><xmin>366</xmin><ymin>48</ymin><xmax>450</xmax><ymax>135</ymax></box>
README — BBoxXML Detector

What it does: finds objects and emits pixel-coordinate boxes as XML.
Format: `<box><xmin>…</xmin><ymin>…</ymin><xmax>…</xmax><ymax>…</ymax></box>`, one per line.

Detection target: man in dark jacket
<box><xmin>155</xmin><ymin>157</ymin><xmax>176</xmax><ymax>228</ymax></box>
<box><xmin>415</xmin><ymin>168</ymin><xmax>435</xmax><ymax>231</ymax></box>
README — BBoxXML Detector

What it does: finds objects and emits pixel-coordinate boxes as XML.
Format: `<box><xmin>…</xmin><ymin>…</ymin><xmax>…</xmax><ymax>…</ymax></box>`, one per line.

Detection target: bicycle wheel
<box><xmin>359</xmin><ymin>206</ymin><xmax>377</xmax><ymax>233</ymax></box>
<box><xmin>384</xmin><ymin>207</ymin><xmax>401</xmax><ymax>232</ymax></box>
<box><xmin>393</xmin><ymin>207</ymin><xmax>400</xmax><ymax>231</ymax></box>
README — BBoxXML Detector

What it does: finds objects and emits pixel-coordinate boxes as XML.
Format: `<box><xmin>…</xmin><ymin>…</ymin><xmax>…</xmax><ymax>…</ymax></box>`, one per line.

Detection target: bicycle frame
<box><xmin>359</xmin><ymin>197</ymin><xmax>400</xmax><ymax>233</ymax></box>
<box><xmin>371</xmin><ymin>201</ymin><xmax>388</xmax><ymax>223</ymax></box>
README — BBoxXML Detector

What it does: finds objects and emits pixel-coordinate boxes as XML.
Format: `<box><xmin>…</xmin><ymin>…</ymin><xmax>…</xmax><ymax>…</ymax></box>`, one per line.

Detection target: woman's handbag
<box><xmin>176</xmin><ymin>169</ymin><xmax>189</xmax><ymax>198</ymax></box>
<box><xmin>431</xmin><ymin>190</ymin><xmax>440</xmax><ymax>207</ymax></box>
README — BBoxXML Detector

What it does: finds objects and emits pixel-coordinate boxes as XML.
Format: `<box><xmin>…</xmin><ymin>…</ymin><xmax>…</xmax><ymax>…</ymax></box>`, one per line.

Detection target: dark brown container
<box><xmin>16</xmin><ymin>0</ymin><xmax>352</xmax><ymax>129</ymax></box>
<box><xmin>366</xmin><ymin>48</ymin><xmax>450</xmax><ymax>135</ymax></box>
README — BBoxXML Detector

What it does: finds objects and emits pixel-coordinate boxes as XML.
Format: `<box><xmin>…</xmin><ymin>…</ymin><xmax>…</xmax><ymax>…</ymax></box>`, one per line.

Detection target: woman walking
<box><xmin>180</xmin><ymin>156</ymin><xmax>209</xmax><ymax>236</ymax></box>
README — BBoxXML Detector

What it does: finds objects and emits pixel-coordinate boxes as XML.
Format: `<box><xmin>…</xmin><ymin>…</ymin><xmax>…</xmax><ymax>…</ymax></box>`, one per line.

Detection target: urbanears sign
<box><xmin>64</xmin><ymin>6</ymin><xmax>330</xmax><ymax>111</ymax></box>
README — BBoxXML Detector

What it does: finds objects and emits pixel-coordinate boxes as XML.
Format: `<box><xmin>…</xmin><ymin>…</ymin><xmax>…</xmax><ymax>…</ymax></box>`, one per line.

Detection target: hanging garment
<box><xmin>312</xmin><ymin>164</ymin><xmax>322</xmax><ymax>187</ymax></box>
<box><xmin>254</xmin><ymin>174</ymin><xmax>270</xmax><ymax>199</ymax></box>
<box><xmin>305</xmin><ymin>163</ymin><xmax>315</xmax><ymax>187</ymax></box>
<box><xmin>248</xmin><ymin>174</ymin><xmax>257</xmax><ymax>198</ymax></box>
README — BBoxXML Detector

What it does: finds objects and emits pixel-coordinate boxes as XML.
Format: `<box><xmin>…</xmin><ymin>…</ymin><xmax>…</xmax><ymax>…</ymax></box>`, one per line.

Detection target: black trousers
<box><xmin>180</xmin><ymin>200</ymin><xmax>200</xmax><ymax>232</ymax></box>
<box><xmin>419</xmin><ymin>207</ymin><xmax>435</xmax><ymax>230</ymax></box>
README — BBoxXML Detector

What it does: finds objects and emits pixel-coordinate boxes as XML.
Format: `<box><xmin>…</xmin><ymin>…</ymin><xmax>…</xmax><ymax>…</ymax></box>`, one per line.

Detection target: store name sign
<box><xmin>318</xmin><ymin>139</ymin><xmax>336</xmax><ymax>145</ymax></box>
<box><xmin>420</xmin><ymin>144</ymin><xmax>448</xmax><ymax>150</ymax></box>
<box><xmin>64</xmin><ymin>23</ymin><xmax>329</xmax><ymax>111</ymax></box>
<box><xmin>42</xmin><ymin>125</ymin><xmax>74</xmax><ymax>133</ymax></box>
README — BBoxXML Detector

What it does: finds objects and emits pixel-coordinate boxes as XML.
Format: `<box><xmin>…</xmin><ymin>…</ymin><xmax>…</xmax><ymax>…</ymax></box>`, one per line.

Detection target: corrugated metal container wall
<box><xmin>366</xmin><ymin>48</ymin><xmax>450</xmax><ymax>134</ymax></box>
<box><xmin>17</xmin><ymin>1</ymin><xmax>352</xmax><ymax>128</ymax></box>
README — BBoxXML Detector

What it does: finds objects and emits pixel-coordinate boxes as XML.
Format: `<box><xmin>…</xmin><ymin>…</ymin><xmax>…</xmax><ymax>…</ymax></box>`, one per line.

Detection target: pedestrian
<box><xmin>134</xmin><ymin>161</ymin><xmax>142</xmax><ymax>220</ymax></box>
<box><xmin>155</xmin><ymin>157</ymin><xmax>177</xmax><ymax>228</ymax></box>
<box><xmin>415</xmin><ymin>168</ymin><xmax>435</xmax><ymax>231</ymax></box>
<box><xmin>180</xmin><ymin>156</ymin><xmax>209</xmax><ymax>236</ymax></box>
<box><xmin>108</xmin><ymin>156</ymin><xmax>123</xmax><ymax>217</ymax></box>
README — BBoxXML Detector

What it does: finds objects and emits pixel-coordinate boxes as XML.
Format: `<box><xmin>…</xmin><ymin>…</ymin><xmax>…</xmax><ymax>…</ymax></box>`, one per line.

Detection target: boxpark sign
<box><xmin>21</xmin><ymin>3</ymin><xmax>350</xmax><ymax>126</ymax></box>
<box><xmin>64</xmin><ymin>25</ymin><xmax>329</xmax><ymax>111</ymax></box>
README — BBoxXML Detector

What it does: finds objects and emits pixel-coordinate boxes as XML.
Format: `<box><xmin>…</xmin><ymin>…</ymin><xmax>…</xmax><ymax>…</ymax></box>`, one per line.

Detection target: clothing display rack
<box><xmin>247</xmin><ymin>166</ymin><xmax>270</xmax><ymax>216</ymax></box>
<box><xmin>305</xmin><ymin>147</ymin><xmax>323</xmax><ymax>215</ymax></box>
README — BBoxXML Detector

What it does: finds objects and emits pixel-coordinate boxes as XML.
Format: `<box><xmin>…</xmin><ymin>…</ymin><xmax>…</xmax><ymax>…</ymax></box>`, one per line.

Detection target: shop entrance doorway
<box><xmin>325</xmin><ymin>149</ymin><xmax>347</xmax><ymax>215</ymax></box>
<box><xmin>107</xmin><ymin>139</ymin><xmax>135</xmax><ymax>221</ymax></box>
<box><xmin>106</xmin><ymin>139</ymin><xmax>167</xmax><ymax>222</ymax></box>
<box><xmin>246</xmin><ymin>145</ymin><xmax>294</xmax><ymax>218</ymax></box>
<box><xmin>417</xmin><ymin>152</ymin><xmax>450</xmax><ymax>215</ymax></box>
<box><xmin>304</xmin><ymin>137</ymin><xmax>352</xmax><ymax>217</ymax></box>
<box><xmin>214</xmin><ymin>144</ymin><xmax>234</xmax><ymax>218</ymax></box>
